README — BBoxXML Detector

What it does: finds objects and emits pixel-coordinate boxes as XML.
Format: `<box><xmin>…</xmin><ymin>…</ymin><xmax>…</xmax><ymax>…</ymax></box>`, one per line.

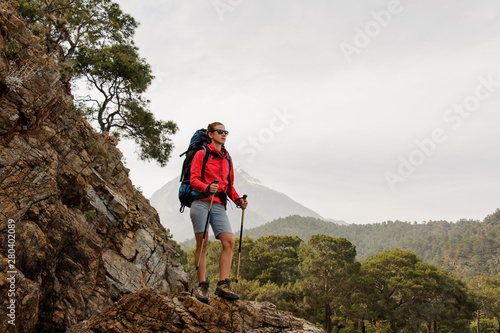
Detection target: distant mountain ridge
<box><xmin>240</xmin><ymin>210</ymin><xmax>500</xmax><ymax>280</ymax></box>
<box><xmin>150</xmin><ymin>168</ymin><xmax>345</xmax><ymax>242</ymax></box>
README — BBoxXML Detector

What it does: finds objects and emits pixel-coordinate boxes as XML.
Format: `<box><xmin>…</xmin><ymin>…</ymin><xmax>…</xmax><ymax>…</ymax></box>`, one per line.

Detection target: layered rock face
<box><xmin>68</xmin><ymin>288</ymin><xmax>320</xmax><ymax>333</ymax></box>
<box><xmin>0</xmin><ymin>2</ymin><xmax>321</xmax><ymax>332</ymax></box>
<box><xmin>0</xmin><ymin>2</ymin><xmax>187</xmax><ymax>331</ymax></box>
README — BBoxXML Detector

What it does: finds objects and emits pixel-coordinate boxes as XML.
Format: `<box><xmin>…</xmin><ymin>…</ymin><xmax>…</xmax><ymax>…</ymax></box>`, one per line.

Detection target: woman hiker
<box><xmin>190</xmin><ymin>122</ymin><xmax>248</xmax><ymax>303</ymax></box>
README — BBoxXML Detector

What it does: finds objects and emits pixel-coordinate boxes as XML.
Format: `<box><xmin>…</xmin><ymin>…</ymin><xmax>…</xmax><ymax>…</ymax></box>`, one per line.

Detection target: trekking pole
<box><xmin>235</xmin><ymin>194</ymin><xmax>247</xmax><ymax>290</ymax></box>
<box><xmin>195</xmin><ymin>180</ymin><xmax>219</xmax><ymax>273</ymax></box>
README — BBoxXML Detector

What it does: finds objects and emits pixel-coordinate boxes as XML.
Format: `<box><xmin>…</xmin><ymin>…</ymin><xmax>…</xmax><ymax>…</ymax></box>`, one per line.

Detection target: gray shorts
<box><xmin>190</xmin><ymin>200</ymin><xmax>232</xmax><ymax>239</ymax></box>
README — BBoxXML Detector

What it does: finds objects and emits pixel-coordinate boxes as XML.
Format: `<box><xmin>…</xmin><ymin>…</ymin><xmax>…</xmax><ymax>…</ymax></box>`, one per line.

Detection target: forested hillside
<box><xmin>242</xmin><ymin>208</ymin><xmax>500</xmax><ymax>280</ymax></box>
<box><xmin>178</xmin><ymin>208</ymin><xmax>500</xmax><ymax>332</ymax></box>
<box><xmin>400</xmin><ymin>209</ymin><xmax>500</xmax><ymax>280</ymax></box>
<box><xmin>180</xmin><ymin>230</ymin><xmax>500</xmax><ymax>332</ymax></box>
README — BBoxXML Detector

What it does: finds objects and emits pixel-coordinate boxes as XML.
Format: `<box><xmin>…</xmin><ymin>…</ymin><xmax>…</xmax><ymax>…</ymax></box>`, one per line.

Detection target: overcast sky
<box><xmin>111</xmin><ymin>0</ymin><xmax>500</xmax><ymax>224</ymax></box>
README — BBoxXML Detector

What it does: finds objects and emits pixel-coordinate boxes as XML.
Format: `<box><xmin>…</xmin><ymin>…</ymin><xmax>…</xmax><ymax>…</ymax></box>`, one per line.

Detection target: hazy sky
<box><xmin>110</xmin><ymin>0</ymin><xmax>500</xmax><ymax>224</ymax></box>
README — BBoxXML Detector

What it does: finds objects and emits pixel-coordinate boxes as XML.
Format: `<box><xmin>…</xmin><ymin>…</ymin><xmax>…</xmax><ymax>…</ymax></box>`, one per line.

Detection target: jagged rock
<box><xmin>0</xmin><ymin>2</ymin><xmax>322</xmax><ymax>332</ymax></box>
<box><xmin>0</xmin><ymin>2</ymin><xmax>188</xmax><ymax>331</ymax></box>
<box><xmin>67</xmin><ymin>288</ymin><xmax>322</xmax><ymax>333</ymax></box>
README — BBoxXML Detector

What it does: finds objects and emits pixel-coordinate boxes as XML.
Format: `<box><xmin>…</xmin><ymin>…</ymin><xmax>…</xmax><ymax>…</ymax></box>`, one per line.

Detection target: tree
<box><xmin>247</xmin><ymin>235</ymin><xmax>302</xmax><ymax>285</ymax></box>
<box><xmin>17</xmin><ymin>0</ymin><xmax>137</xmax><ymax>64</ymax></box>
<box><xmin>183</xmin><ymin>240</ymin><xmax>223</xmax><ymax>287</ymax></box>
<box><xmin>362</xmin><ymin>248</ymin><xmax>474</xmax><ymax>332</ymax></box>
<box><xmin>299</xmin><ymin>235</ymin><xmax>360</xmax><ymax>333</ymax></box>
<box><xmin>484</xmin><ymin>274</ymin><xmax>500</xmax><ymax>333</ymax></box>
<box><xmin>16</xmin><ymin>0</ymin><xmax>178</xmax><ymax>166</ymax></box>
<box><xmin>251</xmin><ymin>281</ymin><xmax>305</xmax><ymax>316</ymax></box>
<box><xmin>231</xmin><ymin>236</ymin><xmax>255</xmax><ymax>283</ymax></box>
<box><xmin>468</xmin><ymin>274</ymin><xmax>500</xmax><ymax>333</ymax></box>
<box><xmin>422</xmin><ymin>269</ymin><xmax>475</xmax><ymax>332</ymax></box>
<box><xmin>75</xmin><ymin>44</ymin><xmax>177</xmax><ymax>166</ymax></box>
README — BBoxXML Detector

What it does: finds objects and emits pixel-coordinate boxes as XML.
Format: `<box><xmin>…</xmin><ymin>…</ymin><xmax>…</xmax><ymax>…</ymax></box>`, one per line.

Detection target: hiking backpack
<box><xmin>178</xmin><ymin>128</ymin><xmax>232</xmax><ymax>212</ymax></box>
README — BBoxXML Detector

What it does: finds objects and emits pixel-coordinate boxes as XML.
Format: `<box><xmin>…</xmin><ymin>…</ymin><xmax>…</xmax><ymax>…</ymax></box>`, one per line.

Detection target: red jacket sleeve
<box><xmin>226</xmin><ymin>157</ymin><xmax>240</xmax><ymax>203</ymax></box>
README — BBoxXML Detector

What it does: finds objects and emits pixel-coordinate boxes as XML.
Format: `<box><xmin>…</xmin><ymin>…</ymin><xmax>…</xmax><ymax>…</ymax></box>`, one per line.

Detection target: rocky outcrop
<box><xmin>0</xmin><ymin>2</ymin><xmax>321</xmax><ymax>332</ymax></box>
<box><xmin>0</xmin><ymin>2</ymin><xmax>187</xmax><ymax>332</ymax></box>
<box><xmin>68</xmin><ymin>288</ymin><xmax>321</xmax><ymax>333</ymax></box>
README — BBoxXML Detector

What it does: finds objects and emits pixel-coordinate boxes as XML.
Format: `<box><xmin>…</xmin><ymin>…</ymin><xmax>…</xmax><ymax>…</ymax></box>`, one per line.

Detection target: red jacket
<box><xmin>190</xmin><ymin>144</ymin><xmax>240</xmax><ymax>206</ymax></box>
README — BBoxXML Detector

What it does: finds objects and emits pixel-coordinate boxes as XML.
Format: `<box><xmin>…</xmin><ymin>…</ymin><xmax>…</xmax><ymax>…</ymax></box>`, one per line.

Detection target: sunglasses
<box><xmin>211</xmin><ymin>129</ymin><xmax>229</xmax><ymax>135</ymax></box>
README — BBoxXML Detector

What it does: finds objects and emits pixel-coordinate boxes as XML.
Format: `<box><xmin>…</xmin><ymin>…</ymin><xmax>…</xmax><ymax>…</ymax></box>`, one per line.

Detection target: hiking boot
<box><xmin>214</xmin><ymin>278</ymin><xmax>239</xmax><ymax>300</ymax></box>
<box><xmin>193</xmin><ymin>280</ymin><xmax>210</xmax><ymax>303</ymax></box>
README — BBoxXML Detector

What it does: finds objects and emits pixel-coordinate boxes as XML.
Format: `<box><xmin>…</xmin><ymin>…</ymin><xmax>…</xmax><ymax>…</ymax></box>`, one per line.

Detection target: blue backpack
<box><xmin>178</xmin><ymin>129</ymin><xmax>232</xmax><ymax>212</ymax></box>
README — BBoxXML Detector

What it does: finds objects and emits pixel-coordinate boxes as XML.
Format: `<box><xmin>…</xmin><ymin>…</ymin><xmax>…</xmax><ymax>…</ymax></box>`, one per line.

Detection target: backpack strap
<box><xmin>226</xmin><ymin>153</ymin><xmax>232</xmax><ymax>191</ymax></box>
<box><xmin>199</xmin><ymin>147</ymin><xmax>232</xmax><ymax>197</ymax></box>
<box><xmin>200</xmin><ymin>145</ymin><xmax>210</xmax><ymax>182</ymax></box>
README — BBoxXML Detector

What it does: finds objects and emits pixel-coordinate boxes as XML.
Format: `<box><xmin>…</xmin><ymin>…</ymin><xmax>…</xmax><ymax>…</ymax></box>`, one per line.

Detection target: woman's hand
<box><xmin>237</xmin><ymin>197</ymin><xmax>248</xmax><ymax>209</ymax></box>
<box><xmin>208</xmin><ymin>181</ymin><xmax>219</xmax><ymax>194</ymax></box>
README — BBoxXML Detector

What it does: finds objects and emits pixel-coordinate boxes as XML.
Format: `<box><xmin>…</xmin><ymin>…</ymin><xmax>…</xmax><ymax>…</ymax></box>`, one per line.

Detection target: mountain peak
<box><xmin>150</xmin><ymin>168</ymin><xmax>343</xmax><ymax>242</ymax></box>
<box><xmin>235</xmin><ymin>166</ymin><xmax>262</xmax><ymax>185</ymax></box>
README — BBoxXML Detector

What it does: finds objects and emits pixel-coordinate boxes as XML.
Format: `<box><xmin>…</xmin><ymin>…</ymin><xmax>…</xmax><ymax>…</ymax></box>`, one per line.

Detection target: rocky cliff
<box><xmin>0</xmin><ymin>2</ymin><xmax>321</xmax><ymax>332</ymax></box>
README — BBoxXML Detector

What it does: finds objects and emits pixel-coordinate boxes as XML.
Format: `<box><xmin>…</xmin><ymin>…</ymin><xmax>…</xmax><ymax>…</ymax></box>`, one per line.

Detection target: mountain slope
<box><xmin>240</xmin><ymin>210</ymin><xmax>500</xmax><ymax>279</ymax></box>
<box><xmin>150</xmin><ymin>168</ymin><xmax>345</xmax><ymax>242</ymax></box>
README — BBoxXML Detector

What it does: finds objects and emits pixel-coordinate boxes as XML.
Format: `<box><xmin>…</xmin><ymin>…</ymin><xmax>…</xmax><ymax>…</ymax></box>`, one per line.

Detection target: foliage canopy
<box><xmin>16</xmin><ymin>0</ymin><xmax>178</xmax><ymax>166</ymax></box>
<box><xmin>179</xmin><ymin>234</ymin><xmax>496</xmax><ymax>333</ymax></box>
